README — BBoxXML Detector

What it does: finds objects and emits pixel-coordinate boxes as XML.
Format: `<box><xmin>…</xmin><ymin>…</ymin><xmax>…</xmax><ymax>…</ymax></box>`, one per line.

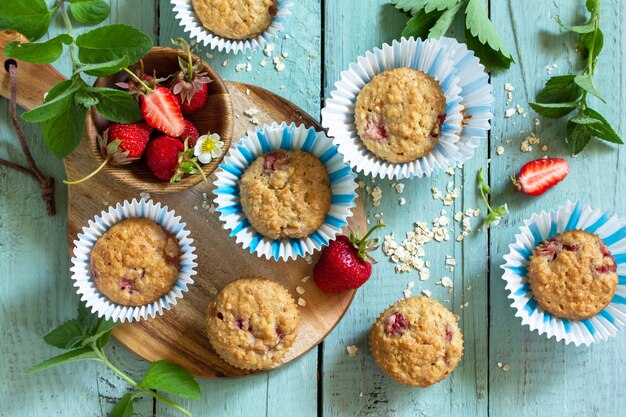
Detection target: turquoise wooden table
<box><xmin>1</xmin><ymin>1</ymin><xmax>625</xmax><ymax>416</ymax></box>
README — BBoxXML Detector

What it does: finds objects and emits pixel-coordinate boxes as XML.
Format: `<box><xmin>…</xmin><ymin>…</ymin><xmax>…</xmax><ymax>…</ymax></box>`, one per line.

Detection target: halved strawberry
<box><xmin>140</xmin><ymin>86</ymin><xmax>186</xmax><ymax>137</ymax></box>
<box><xmin>513</xmin><ymin>158</ymin><xmax>569</xmax><ymax>196</ymax></box>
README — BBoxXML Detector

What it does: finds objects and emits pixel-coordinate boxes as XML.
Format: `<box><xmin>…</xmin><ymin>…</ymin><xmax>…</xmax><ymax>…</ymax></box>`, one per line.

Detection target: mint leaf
<box><xmin>69</xmin><ymin>0</ymin><xmax>110</xmax><ymax>25</ymax></box>
<box><xmin>76</xmin><ymin>24</ymin><xmax>152</xmax><ymax>69</ymax></box>
<box><xmin>77</xmin><ymin>302</ymin><xmax>100</xmax><ymax>334</ymax></box>
<box><xmin>570</xmin><ymin>114</ymin><xmax>602</xmax><ymax>125</ymax></box>
<box><xmin>536</xmin><ymin>75</ymin><xmax>582</xmax><ymax>103</ymax></box>
<box><xmin>42</xmin><ymin>101</ymin><xmax>88</xmax><ymax>158</ymax></box>
<box><xmin>555</xmin><ymin>18</ymin><xmax>595</xmax><ymax>34</ymax></box>
<box><xmin>529</xmin><ymin>101</ymin><xmax>578</xmax><ymax>119</ymax></box>
<box><xmin>464</xmin><ymin>29</ymin><xmax>513</xmax><ymax>71</ymax></box>
<box><xmin>4</xmin><ymin>35</ymin><xmax>72</xmax><ymax>64</ymax></box>
<box><xmin>26</xmin><ymin>347</ymin><xmax>99</xmax><ymax>374</ymax></box>
<box><xmin>90</xmin><ymin>88</ymin><xmax>142</xmax><ymax>123</ymax></box>
<box><xmin>21</xmin><ymin>78</ymin><xmax>83</xmax><ymax>123</ymax></box>
<box><xmin>584</xmin><ymin>108</ymin><xmax>622</xmax><ymax>144</ymax></box>
<box><xmin>465</xmin><ymin>0</ymin><xmax>514</xmax><ymax>71</ymax></box>
<box><xmin>0</xmin><ymin>0</ymin><xmax>53</xmax><ymax>41</ymax></box>
<box><xmin>74</xmin><ymin>89</ymin><xmax>100</xmax><ymax>108</ymax></box>
<box><xmin>402</xmin><ymin>9</ymin><xmax>444</xmax><ymax>39</ymax></box>
<box><xmin>566</xmin><ymin>120</ymin><xmax>593</xmax><ymax>154</ymax></box>
<box><xmin>43</xmin><ymin>319</ymin><xmax>85</xmax><ymax>349</ymax></box>
<box><xmin>109</xmin><ymin>393</ymin><xmax>134</xmax><ymax>417</ymax></box>
<box><xmin>578</xmin><ymin>27</ymin><xmax>603</xmax><ymax>61</ymax></box>
<box><xmin>574</xmin><ymin>73</ymin><xmax>604</xmax><ymax>102</ymax></box>
<box><xmin>77</xmin><ymin>56</ymin><xmax>130</xmax><ymax>77</ymax></box>
<box><xmin>428</xmin><ymin>1</ymin><xmax>462</xmax><ymax>39</ymax></box>
<box><xmin>139</xmin><ymin>360</ymin><xmax>201</xmax><ymax>400</ymax></box>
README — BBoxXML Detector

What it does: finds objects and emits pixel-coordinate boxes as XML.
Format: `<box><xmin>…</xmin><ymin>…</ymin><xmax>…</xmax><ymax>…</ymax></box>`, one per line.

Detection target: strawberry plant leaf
<box><xmin>423</xmin><ymin>0</ymin><xmax>460</xmax><ymax>13</ymax></box>
<box><xmin>26</xmin><ymin>347</ymin><xmax>99</xmax><ymax>374</ymax></box>
<box><xmin>535</xmin><ymin>75</ymin><xmax>582</xmax><ymax>103</ymax></box>
<box><xmin>4</xmin><ymin>35</ymin><xmax>73</xmax><ymax>64</ymax></box>
<box><xmin>465</xmin><ymin>0</ymin><xmax>514</xmax><ymax>71</ymax></box>
<box><xmin>21</xmin><ymin>78</ymin><xmax>83</xmax><ymax>123</ymax></box>
<box><xmin>529</xmin><ymin>101</ymin><xmax>578</xmax><ymax>119</ymax></box>
<box><xmin>43</xmin><ymin>319</ymin><xmax>85</xmax><ymax>349</ymax></box>
<box><xmin>42</xmin><ymin>101</ymin><xmax>88</xmax><ymax>158</ymax></box>
<box><xmin>584</xmin><ymin>108</ymin><xmax>623</xmax><ymax>144</ymax></box>
<box><xmin>69</xmin><ymin>0</ymin><xmax>110</xmax><ymax>25</ymax></box>
<box><xmin>428</xmin><ymin>1</ymin><xmax>462</xmax><ymax>39</ymax></box>
<box><xmin>574</xmin><ymin>73</ymin><xmax>604</xmax><ymax>102</ymax></box>
<box><xmin>90</xmin><ymin>87</ymin><xmax>142</xmax><ymax>123</ymax></box>
<box><xmin>76</xmin><ymin>24</ymin><xmax>152</xmax><ymax>69</ymax></box>
<box><xmin>109</xmin><ymin>393</ymin><xmax>134</xmax><ymax>417</ymax></box>
<box><xmin>139</xmin><ymin>360</ymin><xmax>201</xmax><ymax>400</ymax></box>
<box><xmin>78</xmin><ymin>56</ymin><xmax>130</xmax><ymax>77</ymax></box>
<box><xmin>391</xmin><ymin>0</ymin><xmax>429</xmax><ymax>14</ymax></box>
<box><xmin>0</xmin><ymin>0</ymin><xmax>53</xmax><ymax>41</ymax></box>
<box><xmin>566</xmin><ymin>120</ymin><xmax>593</xmax><ymax>154</ymax></box>
<box><xmin>402</xmin><ymin>9</ymin><xmax>444</xmax><ymax>39</ymax></box>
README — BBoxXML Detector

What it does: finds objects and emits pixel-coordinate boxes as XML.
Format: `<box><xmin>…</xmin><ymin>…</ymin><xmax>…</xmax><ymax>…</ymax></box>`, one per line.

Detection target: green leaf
<box><xmin>535</xmin><ymin>75</ymin><xmax>582</xmax><ymax>103</ymax></box>
<box><xmin>402</xmin><ymin>9</ymin><xmax>443</xmax><ymax>39</ymax></box>
<box><xmin>555</xmin><ymin>18</ymin><xmax>595</xmax><ymax>34</ymax></box>
<box><xmin>139</xmin><ymin>360</ymin><xmax>201</xmax><ymax>400</ymax></box>
<box><xmin>570</xmin><ymin>114</ymin><xmax>602</xmax><ymax>125</ymax></box>
<box><xmin>578</xmin><ymin>27</ymin><xmax>603</xmax><ymax>61</ymax></box>
<box><xmin>77</xmin><ymin>56</ymin><xmax>130</xmax><ymax>77</ymax></box>
<box><xmin>43</xmin><ymin>319</ymin><xmax>85</xmax><ymax>349</ymax></box>
<box><xmin>0</xmin><ymin>0</ymin><xmax>53</xmax><ymax>41</ymax></box>
<box><xmin>529</xmin><ymin>101</ymin><xmax>578</xmax><ymax>119</ymax></box>
<box><xmin>566</xmin><ymin>120</ymin><xmax>593</xmax><ymax>154</ymax></box>
<box><xmin>41</xmin><ymin>101</ymin><xmax>88</xmax><ymax>158</ymax></box>
<box><xmin>21</xmin><ymin>78</ymin><xmax>83</xmax><ymax>123</ymax></box>
<box><xmin>74</xmin><ymin>89</ymin><xmax>100</xmax><ymax>108</ymax></box>
<box><xmin>96</xmin><ymin>330</ymin><xmax>113</xmax><ymax>350</ymax></box>
<box><xmin>26</xmin><ymin>347</ymin><xmax>99</xmax><ymax>374</ymax></box>
<box><xmin>4</xmin><ymin>35</ymin><xmax>72</xmax><ymax>64</ymax></box>
<box><xmin>69</xmin><ymin>0</ymin><xmax>110</xmax><ymax>25</ymax></box>
<box><xmin>76</xmin><ymin>24</ymin><xmax>152</xmax><ymax>71</ymax></box>
<box><xmin>574</xmin><ymin>73</ymin><xmax>604</xmax><ymax>102</ymax></box>
<box><xmin>584</xmin><ymin>108</ymin><xmax>623</xmax><ymax>144</ymax></box>
<box><xmin>428</xmin><ymin>1</ymin><xmax>462</xmax><ymax>39</ymax></box>
<box><xmin>90</xmin><ymin>88</ymin><xmax>142</xmax><ymax>123</ymax></box>
<box><xmin>423</xmin><ymin>0</ymin><xmax>460</xmax><ymax>13</ymax></box>
<box><xmin>109</xmin><ymin>393</ymin><xmax>134</xmax><ymax>417</ymax></box>
<box><xmin>77</xmin><ymin>303</ymin><xmax>100</xmax><ymax>334</ymax></box>
<box><xmin>465</xmin><ymin>0</ymin><xmax>514</xmax><ymax>71</ymax></box>
<box><xmin>586</xmin><ymin>0</ymin><xmax>600</xmax><ymax>14</ymax></box>
<box><xmin>391</xmin><ymin>0</ymin><xmax>428</xmax><ymax>14</ymax></box>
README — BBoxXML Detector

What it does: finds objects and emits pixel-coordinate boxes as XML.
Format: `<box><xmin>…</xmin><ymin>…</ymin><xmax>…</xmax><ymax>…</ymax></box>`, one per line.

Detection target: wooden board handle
<box><xmin>0</xmin><ymin>30</ymin><xmax>67</xmax><ymax>111</ymax></box>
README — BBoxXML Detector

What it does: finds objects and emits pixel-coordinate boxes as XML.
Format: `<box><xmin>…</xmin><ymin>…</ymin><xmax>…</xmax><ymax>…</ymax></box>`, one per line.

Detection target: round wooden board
<box><xmin>64</xmin><ymin>82</ymin><xmax>367</xmax><ymax>378</ymax></box>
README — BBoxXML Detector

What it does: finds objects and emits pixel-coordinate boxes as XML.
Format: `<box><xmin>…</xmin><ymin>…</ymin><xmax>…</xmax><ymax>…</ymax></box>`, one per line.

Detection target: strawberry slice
<box><xmin>513</xmin><ymin>158</ymin><xmax>570</xmax><ymax>196</ymax></box>
<box><xmin>140</xmin><ymin>86</ymin><xmax>185</xmax><ymax>137</ymax></box>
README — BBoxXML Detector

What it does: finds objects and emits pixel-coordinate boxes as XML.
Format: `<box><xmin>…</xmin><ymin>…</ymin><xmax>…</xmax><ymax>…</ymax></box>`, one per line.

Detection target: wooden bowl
<box><xmin>89</xmin><ymin>47</ymin><xmax>234</xmax><ymax>193</ymax></box>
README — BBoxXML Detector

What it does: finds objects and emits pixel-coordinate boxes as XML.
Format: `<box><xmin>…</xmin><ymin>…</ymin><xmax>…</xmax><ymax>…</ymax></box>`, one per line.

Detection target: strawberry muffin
<box><xmin>239</xmin><ymin>150</ymin><xmax>331</xmax><ymax>239</ymax></box>
<box><xmin>191</xmin><ymin>0</ymin><xmax>277</xmax><ymax>40</ymax></box>
<box><xmin>90</xmin><ymin>218</ymin><xmax>181</xmax><ymax>306</ymax></box>
<box><xmin>370</xmin><ymin>296</ymin><xmax>463</xmax><ymax>387</ymax></box>
<box><xmin>354</xmin><ymin>67</ymin><xmax>446</xmax><ymax>163</ymax></box>
<box><xmin>528</xmin><ymin>230</ymin><xmax>618</xmax><ymax>320</ymax></box>
<box><xmin>206</xmin><ymin>277</ymin><xmax>300</xmax><ymax>370</ymax></box>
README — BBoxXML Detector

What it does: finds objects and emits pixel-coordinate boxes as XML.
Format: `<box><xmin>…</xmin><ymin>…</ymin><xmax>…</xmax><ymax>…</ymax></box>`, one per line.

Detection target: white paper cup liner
<box><xmin>435</xmin><ymin>37</ymin><xmax>494</xmax><ymax>163</ymax></box>
<box><xmin>501</xmin><ymin>201</ymin><xmax>626</xmax><ymax>346</ymax></box>
<box><xmin>213</xmin><ymin>122</ymin><xmax>358</xmax><ymax>261</ymax></box>
<box><xmin>70</xmin><ymin>199</ymin><xmax>197</xmax><ymax>323</ymax></box>
<box><xmin>171</xmin><ymin>0</ymin><xmax>293</xmax><ymax>54</ymax></box>
<box><xmin>321</xmin><ymin>36</ymin><xmax>465</xmax><ymax>179</ymax></box>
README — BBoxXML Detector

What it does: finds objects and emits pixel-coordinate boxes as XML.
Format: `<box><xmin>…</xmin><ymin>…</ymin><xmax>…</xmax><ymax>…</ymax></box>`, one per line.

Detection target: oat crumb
<box><xmin>346</xmin><ymin>345</ymin><xmax>358</xmax><ymax>357</ymax></box>
<box><xmin>297</xmin><ymin>297</ymin><xmax>307</xmax><ymax>307</ymax></box>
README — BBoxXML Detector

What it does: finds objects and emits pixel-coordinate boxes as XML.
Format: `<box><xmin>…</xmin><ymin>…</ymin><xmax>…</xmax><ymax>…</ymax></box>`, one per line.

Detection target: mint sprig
<box><xmin>529</xmin><ymin>0</ymin><xmax>622</xmax><ymax>155</ymax></box>
<box><xmin>28</xmin><ymin>303</ymin><xmax>200</xmax><ymax>417</ymax></box>
<box><xmin>0</xmin><ymin>0</ymin><xmax>152</xmax><ymax>158</ymax></box>
<box><xmin>392</xmin><ymin>0</ymin><xmax>514</xmax><ymax>71</ymax></box>
<box><xmin>477</xmin><ymin>168</ymin><xmax>508</xmax><ymax>229</ymax></box>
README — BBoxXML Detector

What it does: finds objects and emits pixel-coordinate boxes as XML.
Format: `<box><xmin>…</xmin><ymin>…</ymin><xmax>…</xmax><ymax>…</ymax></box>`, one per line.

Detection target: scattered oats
<box><xmin>516</xmin><ymin>105</ymin><xmax>526</xmax><ymax>116</ymax></box>
<box><xmin>346</xmin><ymin>345</ymin><xmax>358</xmax><ymax>357</ymax></box>
<box><xmin>359</xmin><ymin>392</ymin><xmax>363</xmax><ymax>397</ymax></box>
<box><xmin>505</xmin><ymin>108</ymin><xmax>516</xmax><ymax>118</ymax></box>
<box><xmin>279</xmin><ymin>85</ymin><xmax>285</xmax><ymax>90</ymax></box>
<box><xmin>445</xmin><ymin>257</ymin><xmax>457</xmax><ymax>266</ymax></box>
<box><xmin>504</xmin><ymin>83</ymin><xmax>514</xmax><ymax>92</ymax></box>
<box><xmin>285</xmin><ymin>33</ymin><xmax>291</xmax><ymax>39</ymax></box>
<box><xmin>432</xmin><ymin>187</ymin><xmax>443</xmax><ymax>200</ymax></box>
<box><xmin>250</xmin><ymin>116</ymin><xmax>260</xmax><ymax>125</ymax></box>
<box><xmin>545</xmin><ymin>65</ymin><xmax>552</xmax><ymax>74</ymax></box>
<box><xmin>403</xmin><ymin>288</ymin><xmax>412</xmax><ymax>299</ymax></box>
<box><xmin>440</xmin><ymin>276</ymin><xmax>454</xmax><ymax>288</ymax></box>
<box><xmin>193</xmin><ymin>205</ymin><xmax>198</xmax><ymax>211</ymax></box>
<box><xmin>528</xmin><ymin>134</ymin><xmax>540</xmax><ymax>145</ymax></box>
<box><xmin>297</xmin><ymin>297</ymin><xmax>307</xmax><ymax>307</ymax></box>
<box><xmin>246</xmin><ymin>63</ymin><xmax>252</xmax><ymax>72</ymax></box>
<box><xmin>534</xmin><ymin>118</ymin><xmax>541</xmax><ymax>126</ymax></box>
<box><xmin>541</xmin><ymin>145</ymin><xmax>549</xmax><ymax>152</ymax></box>
<box><xmin>296</xmin><ymin>286</ymin><xmax>305</xmax><ymax>295</ymax></box>
<box><xmin>496</xmin><ymin>146</ymin><xmax>505</xmax><ymax>155</ymax></box>
<box><xmin>235</xmin><ymin>63</ymin><xmax>246</xmax><ymax>72</ymax></box>
<box><xmin>502</xmin><ymin>363</ymin><xmax>510</xmax><ymax>372</ymax></box>
<box><xmin>222</xmin><ymin>59</ymin><xmax>230</xmax><ymax>67</ymax></box>
<box><xmin>506</xmin><ymin>91</ymin><xmax>513</xmax><ymax>103</ymax></box>
<box><xmin>398</xmin><ymin>197</ymin><xmax>406</xmax><ymax>206</ymax></box>
<box><xmin>374</xmin><ymin>212</ymin><xmax>383</xmax><ymax>218</ymax></box>
<box><xmin>304</xmin><ymin>254</ymin><xmax>313</xmax><ymax>264</ymax></box>
<box><xmin>208</xmin><ymin>286</ymin><xmax>219</xmax><ymax>296</ymax></box>
<box><xmin>281</xmin><ymin>51</ymin><xmax>289</xmax><ymax>58</ymax></box>
<box><xmin>264</xmin><ymin>43</ymin><xmax>275</xmax><ymax>56</ymax></box>
<box><xmin>552</xmin><ymin>63</ymin><xmax>558</xmax><ymax>68</ymax></box>
<box><xmin>357</xmin><ymin>180</ymin><xmax>366</xmax><ymax>189</ymax></box>
<box><xmin>520</xmin><ymin>140</ymin><xmax>532</xmax><ymax>153</ymax></box>
<box><xmin>260</xmin><ymin>59</ymin><xmax>268</xmax><ymax>67</ymax></box>
<box><xmin>446</xmin><ymin>167</ymin><xmax>455</xmax><ymax>175</ymax></box>
<box><xmin>140</xmin><ymin>192</ymin><xmax>151</xmax><ymax>201</ymax></box>
<box><xmin>474</xmin><ymin>208</ymin><xmax>481</xmax><ymax>216</ymax></box>
<box><xmin>497</xmin><ymin>362</ymin><xmax>503</xmax><ymax>368</ymax></box>
<box><xmin>466</xmin><ymin>284</ymin><xmax>473</xmax><ymax>291</ymax></box>
<box><xmin>301</xmin><ymin>275</ymin><xmax>310</xmax><ymax>283</ymax></box>
<box><xmin>275</xmin><ymin>61</ymin><xmax>286</xmax><ymax>72</ymax></box>
<box><xmin>419</xmin><ymin>269</ymin><xmax>430</xmax><ymax>281</ymax></box>
<box><xmin>102</xmin><ymin>201</ymin><xmax>109</xmax><ymax>206</ymax></box>
<box><xmin>371</xmin><ymin>186</ymin><xmax>382</xmax><ymax>207</ymax></box>
<box><xmin>205</xmin><ymin>52</ymin><xmax>214</xmax><ymax>59</ymax></box>
<box><xmin>454</xmin><ymin>211</ymin><xmax>463</xmax><ymax>222</ymax></box>
<box><xmin>243</xmin><ymin>108</ymin><xmax>259</xmax><ymax>117</ymax></box>
<box><xmin>408</xmin><ymin>281</ymin><xmax>414</xmax><ymax>288</ymax></box>
<box><xmin>421</xmin><ymin>289</ymin><xmax>432</xmax><ymax>298</ymax></box>
<box><xmin>394</xmin><ymin>183</ymin><xmax>405</xmax><ymax>194</ymax></box>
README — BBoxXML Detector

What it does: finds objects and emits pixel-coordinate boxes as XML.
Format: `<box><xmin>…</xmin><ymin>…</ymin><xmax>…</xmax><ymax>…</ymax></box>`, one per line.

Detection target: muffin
<box><xmin>528</xmin><ymin>230</ymin><xmax>618</xmax><ymax>320</ymax></box>
<box><xmin>239</xmin><ymin>150</ymin><xmax>331</xmax><ymax>239</ymax></box>
<box><xmin>354</xmin><ymin>67</ymin><xmax>446</xmax><ymax>163</ymax></box>
<box><xmin>370</xmin><ymin>296</ymin><xmax>463</xmax><ymax>387</ymax></box>
<box><xmin>191</xmin><ymin>0</ymin><xmax>277</xmax><ymax>40</ymax></box>
<box><xmin>206</xmin><ymin>277</ymin><xmax>300</xmax><ymax>369</ymax></box>
<box><xmin>90</xmin><ymin>218</ymin><xmax>181</xmax><ymax>306</ymax></box>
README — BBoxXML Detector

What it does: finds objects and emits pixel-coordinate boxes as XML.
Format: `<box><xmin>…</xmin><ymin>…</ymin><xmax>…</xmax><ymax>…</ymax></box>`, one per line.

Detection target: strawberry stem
<box><xmin>358</xmin><ymin>223</ymin><xmax>385</xmax><ymax>244</ymax></box>
<box><xmin>122</xmin><ymin>68</ymin><xmax>152</xmax><ymax>92</ymax></box>
<box><xmin>192</xmin><ymin>160</ymin><xmax>207</xmax><ymax>182</ymax></box>
<box><xmin>63</xmin><ymin>155</ymin><xmax>110</xmax><ymax>185</ymax></box>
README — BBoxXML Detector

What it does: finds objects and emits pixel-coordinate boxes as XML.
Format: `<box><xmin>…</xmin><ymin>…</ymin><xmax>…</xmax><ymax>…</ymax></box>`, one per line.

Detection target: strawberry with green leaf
<box><xmin>169</xmin><ymin>38</ymin><xmax>212</xmax><ymax>115</ymax></box>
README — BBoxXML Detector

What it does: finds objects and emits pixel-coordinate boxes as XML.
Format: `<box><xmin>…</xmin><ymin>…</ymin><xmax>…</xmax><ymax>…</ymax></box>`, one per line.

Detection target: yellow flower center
<box><xmin>201</xmin><ymin>139</ymin><xmax>216</xmax><ymax>154</ymax></box>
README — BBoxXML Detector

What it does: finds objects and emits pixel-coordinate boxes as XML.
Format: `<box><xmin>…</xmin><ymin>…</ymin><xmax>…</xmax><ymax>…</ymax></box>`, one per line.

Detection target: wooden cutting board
<box><xmin>1</xmin><ymin>30</ymin><xmax>365</xmax><ymax>378</ymax></box>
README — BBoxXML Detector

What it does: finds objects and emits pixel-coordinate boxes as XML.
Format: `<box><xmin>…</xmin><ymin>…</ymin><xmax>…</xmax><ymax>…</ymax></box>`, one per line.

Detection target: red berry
<box><xmin>513</xmin><ymin>158</ymin><xmax>570</xmax><ymax>196</ymax></box>
<box><xmin>105</xmin><ymin>122</ymin><xmax>151</xmax><ymax>159</ymax></box>
<box><xmin>313</xmin><ymin>224</ymin><xmax>384</xmax><ymax>293</ymax></box>
<box><xmin>170</xmin><ymin>38</ymin><xmax>212</xmax><ymax>115</ymax></box>
<box><xmin>140</xmin><ymin>86</ymin><xmax>186</xmax><ymax>137</ymax></box>
<box><xmin>174</xmin><ymin>83</ymin><xmax>208</xmax><ymax>115</ymax></box>
<box><xmin>145</xmin><ymin>136</ymin><xmax>184</xmax><ymax>181</ymax></box>
<box><xmin>179</xmin><ymin>120</ymin><xmax>200</xmax><ymax>147</ymax></box>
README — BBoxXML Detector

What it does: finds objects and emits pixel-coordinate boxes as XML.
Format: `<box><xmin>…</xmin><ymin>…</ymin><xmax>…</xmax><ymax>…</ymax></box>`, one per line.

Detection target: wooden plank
<box><xmin>322</xmin><ymin>2</ymin><xmax>488</xmax><ymax>416</ymax></box>
<box><xmin>489</xmin><ymin>1</ymin><xmax>626</xmax><ymax>416</ymax></box>
<box><xmin>156</xmin><ymin>0</ymin><xmax>321</xmax><ymax>415</ymax></box>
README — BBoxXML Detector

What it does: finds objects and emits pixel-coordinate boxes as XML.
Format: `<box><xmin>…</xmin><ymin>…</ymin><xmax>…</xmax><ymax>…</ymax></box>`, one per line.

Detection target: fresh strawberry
<box><xmin>169</xmin><ymin>38</ymin><xmax>212</xmax><ymax>115</ymax></box>
<box><xmin>63</xmin><ymin>122</ymin><xmax>151</xmax><ymax>185</ymax></box>
<box><xmin>513</xmin><ymin>158</ymin><xmax>570</xmax><ymax>196</ymax></box>
<box><xmin>179</xmin><ymin>120</ymin><xmax>200</xmax><ymax>147</ymax></box>
<box><xmin>140</xmin><ymin>86</ymin><xmax>186</xmax><ymax>137</ymax></box>
<box><xmin>145</xmin><ymin>135</ymin><xmax>207</xmax><ymax>183</ymax></box>
<box><xmin>313</xmin><ymin>224</ymin><xmax>385</xmax><ymax>293</ymax></box>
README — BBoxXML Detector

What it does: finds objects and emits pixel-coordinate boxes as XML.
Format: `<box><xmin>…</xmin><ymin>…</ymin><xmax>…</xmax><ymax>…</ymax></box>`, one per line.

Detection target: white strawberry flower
<box><xmin>194</xmin><ymin>133</ymin><xmax>223</xmax><ymax>164</ymax></box>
